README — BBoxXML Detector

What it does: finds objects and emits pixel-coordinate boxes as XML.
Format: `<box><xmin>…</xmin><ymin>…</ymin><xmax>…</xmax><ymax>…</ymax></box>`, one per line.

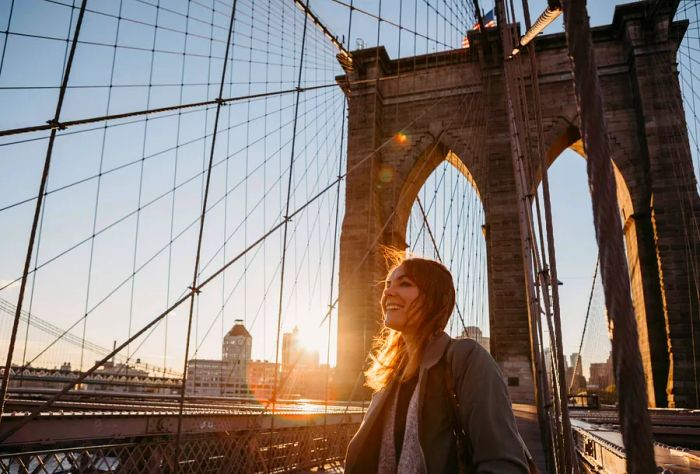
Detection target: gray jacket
<box><xmin>344</xmin><ymin>332</ymin><xmax>529</xmax><ymax>473</ymax></box>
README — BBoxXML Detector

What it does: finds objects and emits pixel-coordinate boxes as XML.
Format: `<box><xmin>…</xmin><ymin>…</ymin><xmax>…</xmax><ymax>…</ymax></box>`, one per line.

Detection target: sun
<box><xmin>295</xmin><ymin>325</ymin><xmax>327</xmax><ymax>354</ymax></box>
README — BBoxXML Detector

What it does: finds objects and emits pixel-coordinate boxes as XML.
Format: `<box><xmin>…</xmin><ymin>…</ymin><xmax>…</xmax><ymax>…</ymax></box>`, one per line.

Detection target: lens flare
<box><xmin>394</xmin><ymin>131</ymin><xmax>409</xmax><ymax>145</ymax></box>
<box><xmin>378</xmin><ymin>165</ymin><xmax>394</xmax><ymax>183</ymax></box>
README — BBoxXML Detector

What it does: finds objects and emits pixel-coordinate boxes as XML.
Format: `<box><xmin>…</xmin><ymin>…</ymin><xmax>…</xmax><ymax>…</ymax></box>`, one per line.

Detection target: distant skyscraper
<box><xmin>566</xmin><ymin>353</ymin><xmax>586</xmax><ymax>393</ymax></box>
<box><xmin>588</xmin><ymin>351</ymin><xmax>614</xmax><ymax>390</ymax></box>
<box><xmin>281</xmin><ymin>326</ymin><xmax>319</xmax><ymax>375</ymax></box>
<box><xmin>222</xmin><ymin>319</ymin><xmax>252</xmax><ymax>364</ymax></box>
<box><xmin>221</xmin><ymin>319</ymin><xmax>252</xmax><ymax>396</ymax></box>
<box><xmin>569</xmin><ymin>353</ymin><xmax>583</xmax><ymax>377</ymax></box>
<box><xmin>186</xmin><ymin>319</ymin><xmax>253</xmax><ymax>397</ymax></box>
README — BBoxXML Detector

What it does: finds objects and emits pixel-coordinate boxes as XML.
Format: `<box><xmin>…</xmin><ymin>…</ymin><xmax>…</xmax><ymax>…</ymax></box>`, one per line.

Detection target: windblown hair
<box><xmin>365</xmin><ymin>252</ymin><xmax>456</xmax><ymax>392</ymax></box>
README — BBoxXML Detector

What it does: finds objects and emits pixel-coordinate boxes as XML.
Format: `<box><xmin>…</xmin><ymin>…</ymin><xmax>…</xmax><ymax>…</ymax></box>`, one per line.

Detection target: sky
<box><xmin>0</xmin><ymin>0</ymin><xmax>695</xmax><ymax>380</ymax></box>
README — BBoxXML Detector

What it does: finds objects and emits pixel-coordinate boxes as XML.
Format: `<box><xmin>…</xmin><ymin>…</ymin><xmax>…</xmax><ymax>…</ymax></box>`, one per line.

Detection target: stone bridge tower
<box><xmin>336</xmin><ymin>0</ymin><xmax>700</xmax><ymax>407</ymax></box>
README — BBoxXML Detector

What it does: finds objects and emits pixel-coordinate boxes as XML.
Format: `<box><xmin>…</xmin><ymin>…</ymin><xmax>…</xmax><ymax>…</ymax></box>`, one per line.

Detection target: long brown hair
<box><xmin>365</xmin><ymin>254</ymin><xmax>456</xmax><ymax>391</ymax></box>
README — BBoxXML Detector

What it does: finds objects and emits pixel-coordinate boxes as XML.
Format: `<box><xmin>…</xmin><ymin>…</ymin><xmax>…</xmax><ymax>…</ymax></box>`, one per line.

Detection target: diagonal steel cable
<box><xmin>0</xmin><ymin>83</ymin><xmax>337</xmax><ymax>138</ymax></box>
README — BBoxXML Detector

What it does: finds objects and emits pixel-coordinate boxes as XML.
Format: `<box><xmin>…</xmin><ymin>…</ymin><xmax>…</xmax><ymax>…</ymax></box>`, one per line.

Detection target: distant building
<box><xmin>88</xmin><ymin>360</ymin><xmax>166</xmax><ymax>393</ymax></box>
<box><xmin>186</xmin><ymin>319</ymin><xmax>252</xmax><ymax>397</ymax></box>
<box><xmin>302</xmin><ymin>364</ymin><xmax>334</xmax><ymax>400</ymax></box>
<box><xmin>8</xmin><ymin>362</ymin><xmax>75</xmax><ymax>391</ymax></box>
<box><xmin>566</xmin><ymin>353</ymin><xmax>587</xmax><ymax>393</ymax></box>
<box><xmin>184</xmin><ymin>320</ymin><xmax>333</xmax><ymax>400</ymax></box>
<box><xmin>184</xmin><ymin>359</ymin><xmax>225</xmax><ymax>396</ymax></box>
<box><xmin>279</xmin><ymin>327</ymin><xmax>332</xmax><ymax>399</ymax></box>
<box><xmin>458</xmin><ymin>326</ymin><xmax>490</xmax><ymax>353</ymax></box>
<box><xmin>221</xmin><ymin>319</ymin><xmax>252</xmax><ymax>396</ymax></box>
<box><xmin>588</xmin><ymin>351</ymin><xmax>614</xmax><ymax>390</ymax></box>
<box><xmin>281</xmin><ymin>326</ymin><xmax>319</xmax><ymax>373</ymax></box>
<box><xmin>8</xmin><ymin>361</ymin><xmax>178</xmax><ymax>394</ymax></box>
<box><xmin>247</xmin><ymin>360</ymin><xmax>277</xmax><ymax>400</ymax></box>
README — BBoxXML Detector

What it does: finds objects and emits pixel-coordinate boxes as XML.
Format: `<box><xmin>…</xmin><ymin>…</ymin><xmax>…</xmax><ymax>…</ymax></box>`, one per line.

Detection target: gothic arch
<box><xmin>541</xmin><ymin>118</ymin><xmax>635</xmax><ymax>223</ymax></box>
<box><xmin>541</xmin><ymin>119</ymin><xmax>669</xmax><ymax>407</ymax></box>
<box><xmin>388</xmin><ymin>139</ymin><xmax>483</xmax><ymax>249</ymax></box>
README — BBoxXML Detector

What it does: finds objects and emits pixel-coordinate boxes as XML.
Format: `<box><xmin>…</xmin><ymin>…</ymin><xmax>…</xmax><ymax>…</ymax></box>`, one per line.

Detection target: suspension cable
<box><xmin>271</xmin><ymin>0</ymin><xmax>310</xmax><ymax>424</ymax></box>
<box><xmin>562</xmin><ymin>0</ymin><xmax>656</xmax><ymax>470</ymax></box>
<box><xmin>570</xmin><ymin>258</ymin><xmax>600</xmax><ymax>395</ymax></box>
<box><xmin>173</xmin><ymin>0</ymin><xmax>240</xmax><ymax>462</ymax></box>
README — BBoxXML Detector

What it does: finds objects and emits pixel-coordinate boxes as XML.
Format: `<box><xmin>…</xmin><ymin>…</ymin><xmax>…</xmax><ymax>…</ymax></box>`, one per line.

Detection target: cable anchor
<box><xmin>47</xmin><ymin>119</ymin><xmax>66</xmax><ymax>131</ymax></box>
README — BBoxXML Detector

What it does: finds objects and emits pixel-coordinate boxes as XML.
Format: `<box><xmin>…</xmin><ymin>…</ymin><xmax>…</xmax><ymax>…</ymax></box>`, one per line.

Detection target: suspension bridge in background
<box><xmin>0</xmin><ymin>0</ymin><xmax>699</xmax><ymax>472</ymax></box>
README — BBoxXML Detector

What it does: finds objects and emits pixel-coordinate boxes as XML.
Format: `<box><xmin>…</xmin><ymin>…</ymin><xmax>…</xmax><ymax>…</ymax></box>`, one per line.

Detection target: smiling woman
<box><xmin>344</xmin><ymin>254</ymin><xmax>533</xmax><ymax>474</ymax></box>
<box><xmin>366</xmin><ymin>256</ymin><xmax>456</xmax><ymax>391</ymax></box>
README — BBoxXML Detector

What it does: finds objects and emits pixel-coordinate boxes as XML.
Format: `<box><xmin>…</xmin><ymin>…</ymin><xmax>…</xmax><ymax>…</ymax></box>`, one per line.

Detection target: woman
<box><xmin>344</xmin><ymin>256</ymin><xmax>530</xmax><ymax>473</ymax></box>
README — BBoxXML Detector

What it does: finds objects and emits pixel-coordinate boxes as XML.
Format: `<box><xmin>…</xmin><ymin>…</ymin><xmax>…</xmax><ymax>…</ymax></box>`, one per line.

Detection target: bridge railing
<box><xmin>0</xmin><ymin>422</ymin><xmax>359</xmax><ymax>473</ymax></box>
<box><xmin>567</xmin><ymin>394</ymin><xmax>600</xmax><ymax>410</ymax></box>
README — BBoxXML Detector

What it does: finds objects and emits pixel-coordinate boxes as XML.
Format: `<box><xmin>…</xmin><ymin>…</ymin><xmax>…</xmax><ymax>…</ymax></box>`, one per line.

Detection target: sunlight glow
<box><xmin>295</xmin><ymin>325</ymin><xmax>327</xmax><ymax>355</ymax></box>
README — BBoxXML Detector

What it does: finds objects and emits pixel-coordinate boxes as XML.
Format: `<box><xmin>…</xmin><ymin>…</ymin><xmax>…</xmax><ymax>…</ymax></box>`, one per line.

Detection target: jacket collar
<box><xmin>360</xmin><ymin>330</ymin><xmax>449</xmax><ymax>418</ymax></box>
<box><xmin>345</xmin><ymin>332</ymin><xmax>451</xmax><ymax>472</ymax></box>
<box><xmin>344</xmin><ymin>377</ymin><xmax>397</xmax><ymax>471</ymax></box>
<box><xmin>420</xmin><ymin>331</ymin><xmax>451</xmax><ymax>369</ymax></box>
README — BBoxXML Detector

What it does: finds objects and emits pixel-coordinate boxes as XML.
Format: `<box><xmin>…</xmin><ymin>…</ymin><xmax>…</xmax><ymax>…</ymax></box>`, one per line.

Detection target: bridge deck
<box><xmin>571</xmin><ymin>418</ymin><xmax>700</xmax><ymax>473</ymax></box>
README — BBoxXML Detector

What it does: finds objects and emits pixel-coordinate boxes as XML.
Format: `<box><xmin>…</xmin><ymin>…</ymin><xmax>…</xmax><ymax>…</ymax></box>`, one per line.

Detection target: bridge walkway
<box><xmin>513</xmin><ymin>403</ymin><xmax>548</xmax><ymax>473</ymax></box>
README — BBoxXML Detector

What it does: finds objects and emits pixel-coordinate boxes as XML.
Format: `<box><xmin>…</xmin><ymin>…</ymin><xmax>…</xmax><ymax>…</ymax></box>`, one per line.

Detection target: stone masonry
<box><xmin>335</xmin><ymin>0</ymin><xmax>700</xmax><ymax>407</ymax></box>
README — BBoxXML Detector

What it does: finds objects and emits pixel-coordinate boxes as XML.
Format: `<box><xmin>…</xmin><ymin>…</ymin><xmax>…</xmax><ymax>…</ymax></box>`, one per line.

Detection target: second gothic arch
<box><xmin>388</xmin><ymin>138</ymin><xmax>484</xmax><ymax>248</ymax></box>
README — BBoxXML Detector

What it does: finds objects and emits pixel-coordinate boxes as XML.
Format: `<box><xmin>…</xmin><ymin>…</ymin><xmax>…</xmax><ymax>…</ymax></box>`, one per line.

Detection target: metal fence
<box><xmin>0</xmin><ymin>423</ymin><xmax>359</xmax><ymax>473</ymax></box>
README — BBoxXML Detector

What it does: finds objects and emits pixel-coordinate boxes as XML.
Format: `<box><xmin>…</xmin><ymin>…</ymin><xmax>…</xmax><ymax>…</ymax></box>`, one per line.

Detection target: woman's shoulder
<box><xmin>447</xmin><ymin>337</ymin><xmax>491</xmax><ymax>361</ymax></box>
<box><xmin>446</xmin><ymin>337</ymin><xmax>501</xmax><ymax>376</ymax></box>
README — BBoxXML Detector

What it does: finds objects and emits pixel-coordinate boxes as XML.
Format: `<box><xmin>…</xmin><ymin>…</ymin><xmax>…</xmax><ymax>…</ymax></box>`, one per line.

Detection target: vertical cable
<box><xmin>164</xmin><ymin>0</ymin><xmax>193</xmax><ymax>378</ymax></box>
<box><xmin>518</xmin><ymin>0</ymin><xmax>575</xmax><ymax>469</ymax></box>
<box><xmin>570</xmin><ymin>259</ymin><xmax>599</xmax><ymax>394</ymax></box>
<box><xmin>79</xmin><ymin>0</ymin><xmax>127</xmax><ymax>371</ymax></box>
<box><xmin>220</xmin><ymin>0</ymin><xmax>237</xmax><ymax>398</ymax></box>
<box><xmin>126</xmin><ymin>0</ymin><xmax>166</xmax><ymax>363</ymax></box>
<box><xmin>0</xmin><ymin>0</ymin><xmax>14</xmax><ymax>80</ymax></box>
<box><xmin>174</xmin><ymin>0</ymin><xmax>239</xmax><ymax>463</ymax></box>
<box><xmin>20</xmin><ymin>0</ymin><xmax>79</xmax><ymax>374</ymax></box>
<box><xmin>271</xmin><ymin>0</ymin><xmax>310</xmax><ymax>420</ymax></box>
<box><xmin>494</xmin><ymin>1</ymin><xmax>554</xmax><ymax>470</ymax></box>
<box><xmin>324</xmin><ymin>102</ymin><xmax>346</xmax><ymax>417</ymax></box>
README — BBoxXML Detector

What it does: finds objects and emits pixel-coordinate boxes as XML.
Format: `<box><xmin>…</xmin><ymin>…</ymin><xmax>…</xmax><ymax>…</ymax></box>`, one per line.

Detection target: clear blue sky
<box><xmin>0</xmin><ymin>0</ymin><xmax>694</xmax><ymax>379</ymax></box>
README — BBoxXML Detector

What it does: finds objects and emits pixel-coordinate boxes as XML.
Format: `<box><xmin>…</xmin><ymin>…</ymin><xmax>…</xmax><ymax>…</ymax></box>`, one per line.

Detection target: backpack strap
<box><xmin>443</xmin><ymin>340</ymin><xmax>539</xmax><ymax>474</ymax></box>
<box><xmin>443</xmin><ymin>340</ymin><xmax>475</xmax><ymax>474</ymax></box>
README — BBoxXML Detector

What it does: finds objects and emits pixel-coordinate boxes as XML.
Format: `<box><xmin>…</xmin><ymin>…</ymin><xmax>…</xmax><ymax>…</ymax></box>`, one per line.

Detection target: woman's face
<box><xmin>382</xmin><ymin>264</ymin><xmax>422</xmax><ymax>332</ymax></box>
